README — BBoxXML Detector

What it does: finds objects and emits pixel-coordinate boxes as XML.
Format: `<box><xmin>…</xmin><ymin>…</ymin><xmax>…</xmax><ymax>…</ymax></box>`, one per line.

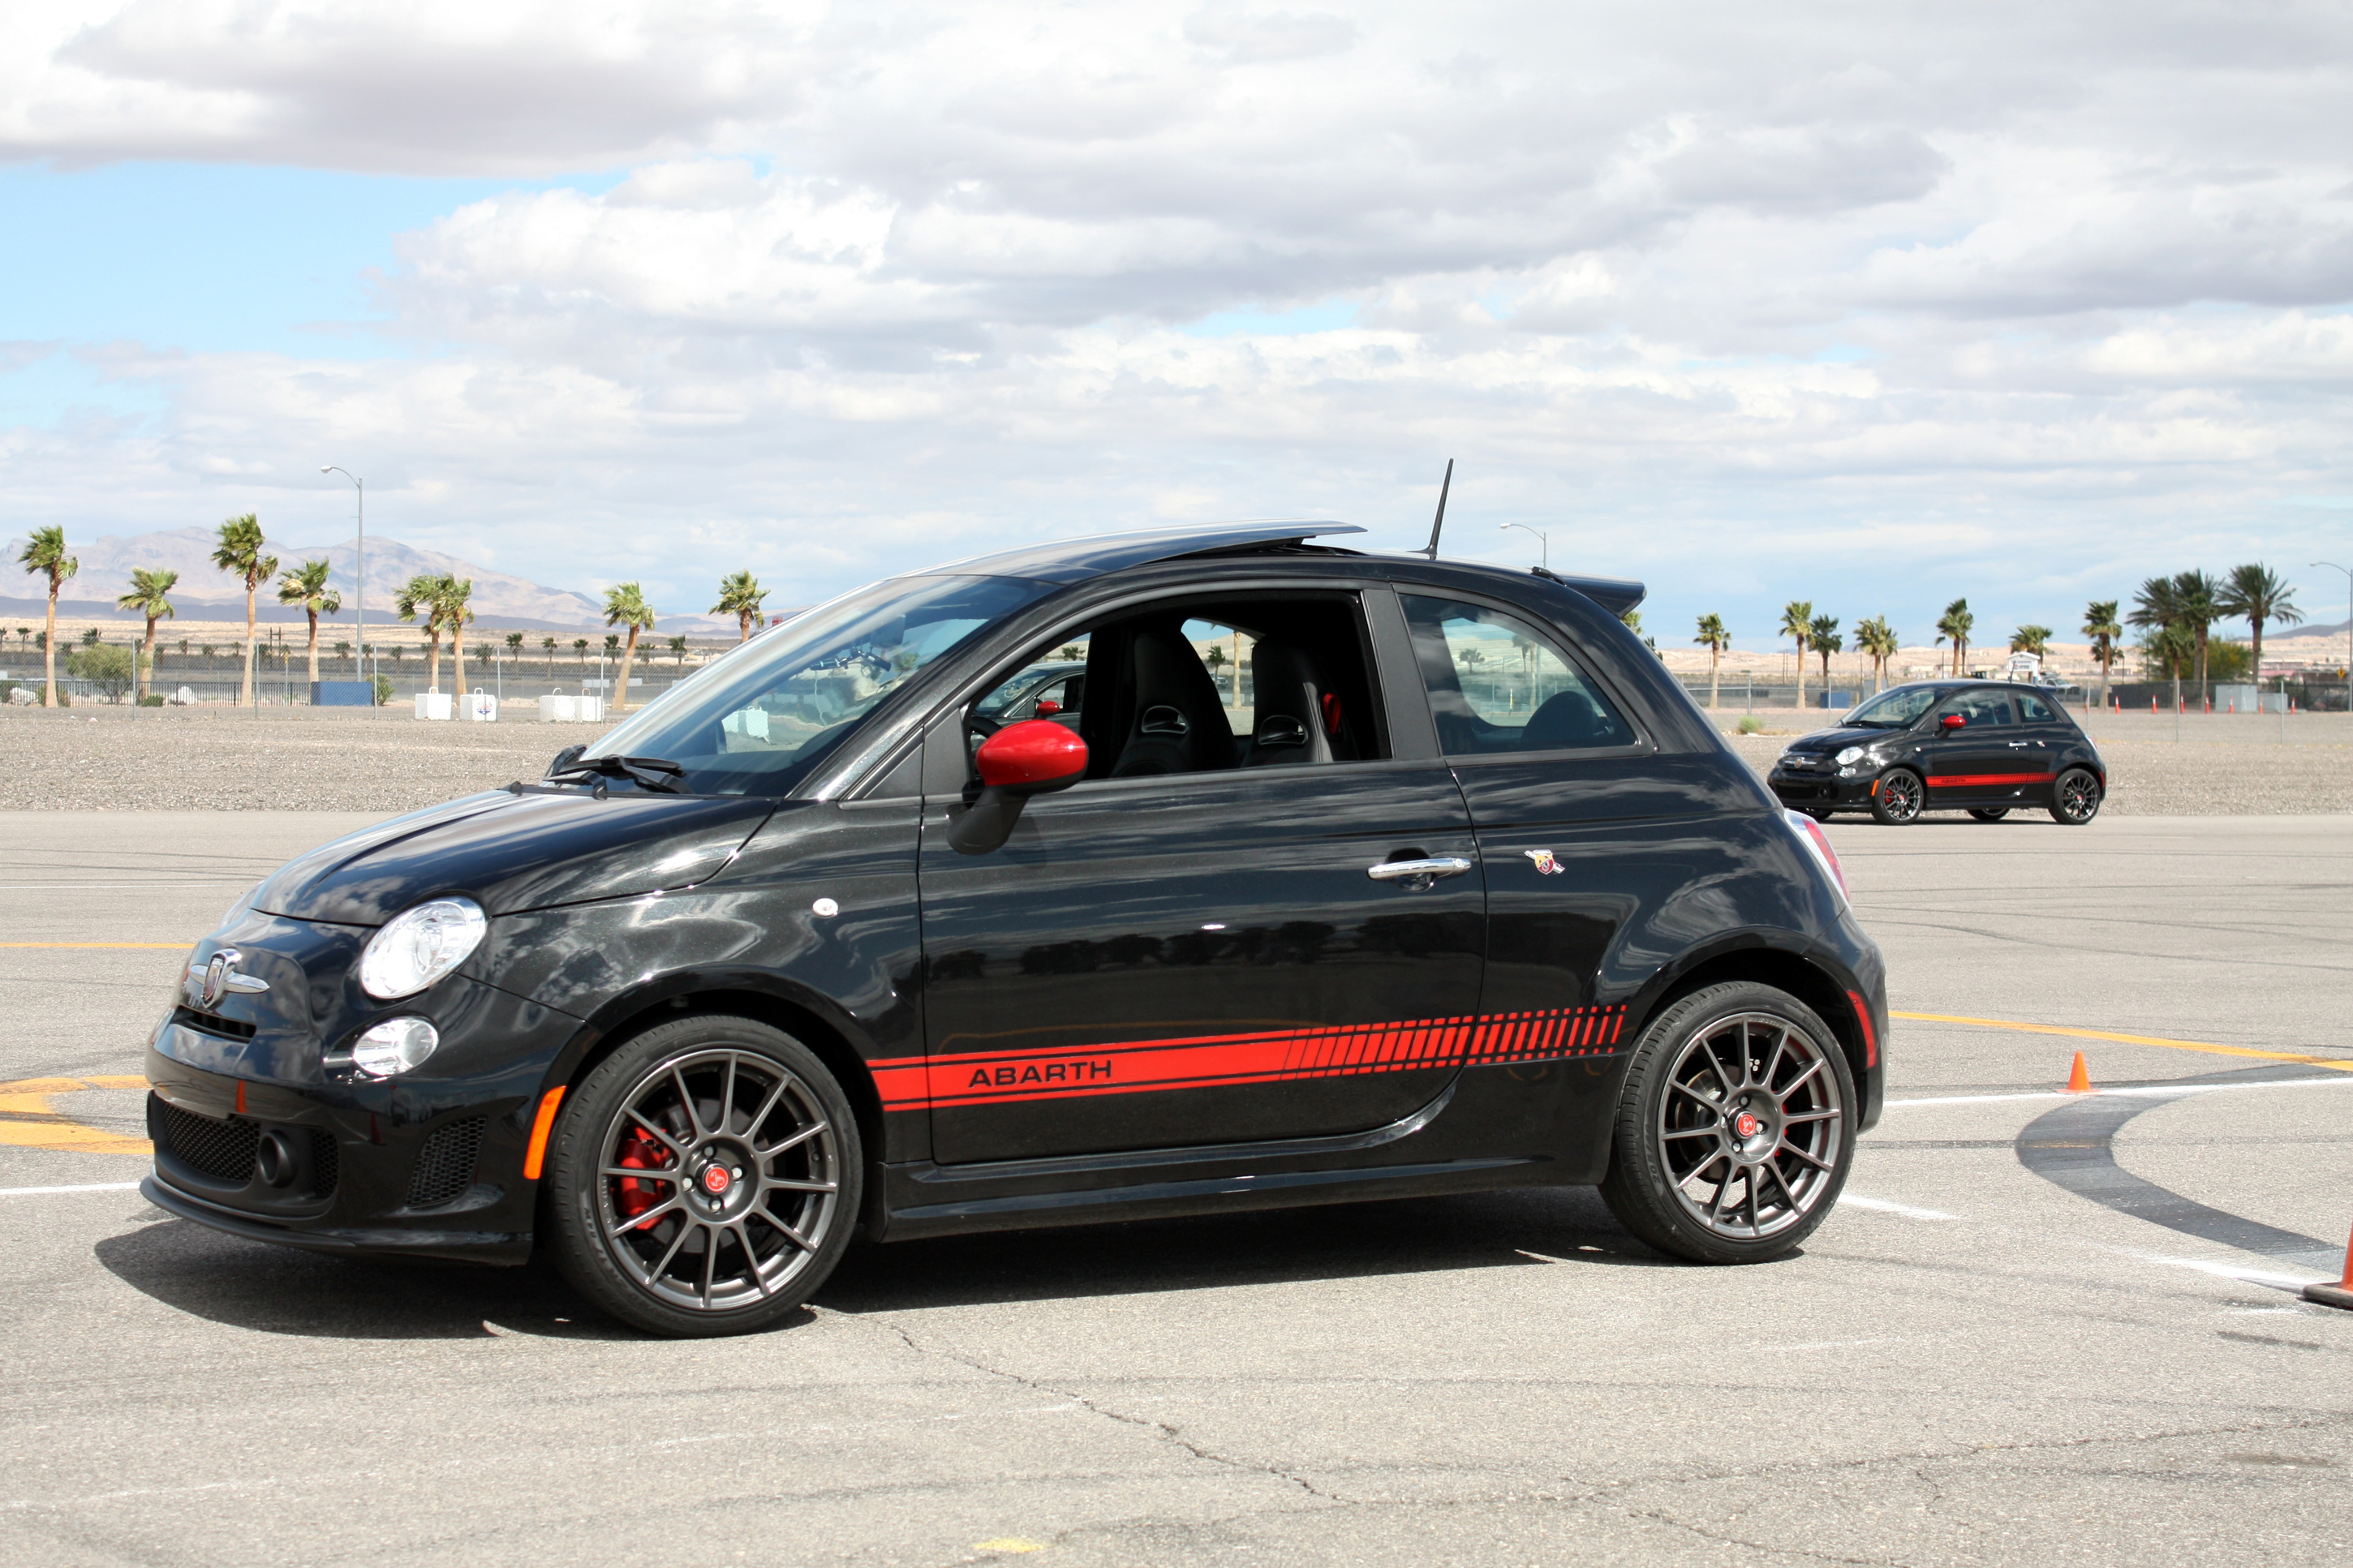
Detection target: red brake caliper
<box><xmin>613</xmin><ymin>1127</ymin><xmax>673</xmax><ymax>1230</ymax></box>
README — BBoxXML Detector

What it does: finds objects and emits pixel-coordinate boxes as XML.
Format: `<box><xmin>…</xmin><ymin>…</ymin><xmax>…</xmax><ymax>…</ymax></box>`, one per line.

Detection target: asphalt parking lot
<box><xmin>4</xmin><ymin>810</ymin><xmax>2350</xmax><ymax>1566</ymax></box>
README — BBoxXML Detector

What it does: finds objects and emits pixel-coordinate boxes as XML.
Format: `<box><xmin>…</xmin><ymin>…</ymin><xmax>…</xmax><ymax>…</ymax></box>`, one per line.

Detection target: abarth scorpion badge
<box><xmin>1523</xmin><ymin>849</ymin><xmax>1563</xmax><ymax>875</ymax></box>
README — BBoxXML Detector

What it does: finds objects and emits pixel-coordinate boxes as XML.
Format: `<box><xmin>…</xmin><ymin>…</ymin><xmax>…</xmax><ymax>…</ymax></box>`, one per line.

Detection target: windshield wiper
<box><xmin>549</xmin><ymin>754</ymin><xmax>688</xmax><ymax>794</ymax></box>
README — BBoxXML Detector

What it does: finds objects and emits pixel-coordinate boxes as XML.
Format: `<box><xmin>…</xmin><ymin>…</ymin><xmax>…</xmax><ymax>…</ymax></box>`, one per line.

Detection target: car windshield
<box><xmin>579</xmin><ymin>574</ymin><xmax>1052</xmax><ymax>796</ymax></box>
<box><xmin>1842</xmin><ymin>687</ymin><xmax>1938</xmax><ymax>728</ymax></box>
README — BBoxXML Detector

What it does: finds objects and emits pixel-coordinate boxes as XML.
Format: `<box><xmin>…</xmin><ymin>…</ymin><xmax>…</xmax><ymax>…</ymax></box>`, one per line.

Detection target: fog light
<box><xmin>353</xmin><ymin>1017</ymin><xmax>439</xmax><ymax>1078</ymax></box>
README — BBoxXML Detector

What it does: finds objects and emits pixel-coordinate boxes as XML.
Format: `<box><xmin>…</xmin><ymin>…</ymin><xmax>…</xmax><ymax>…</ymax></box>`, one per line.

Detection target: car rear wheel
<box><xmin>2049</xmin><ymin>767</ymin><xmax>2102</xmax><ymax>825</ymax></box>
<box><xmin>1869</xmin><ymin>769</ymin><xmax>1923</xmax><ymax>825</ymax></box>
<box><xmin>1968</xmin><ymin>807</ymin><xmax>2009</xmax><ymax>822</ymax></box>
<box><xmin>1600</xmin><ymin>982</ymin><xmax>1855</xmax><ymax>1264</ymax></box>
<box><xmin>545</xmin><ymin>1016</ymin><xmax>861</xmax><ymax>1338</ymax></box>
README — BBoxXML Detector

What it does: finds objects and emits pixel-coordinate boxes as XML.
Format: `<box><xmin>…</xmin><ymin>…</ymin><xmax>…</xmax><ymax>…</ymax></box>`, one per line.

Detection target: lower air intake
<box><xmin>158</xmin><ymin>1101</ymin><xmax>261</xmax><ymax>1184</ymax></box>
<box><xmin>407</xmin><ymin>1117</ymin><xmax>486</xmax><ymax>1209</ymax></box>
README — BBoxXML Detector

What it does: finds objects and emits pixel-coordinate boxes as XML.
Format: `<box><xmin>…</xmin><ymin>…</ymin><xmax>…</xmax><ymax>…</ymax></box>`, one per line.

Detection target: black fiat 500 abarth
<box><xmin>144</xmin><ymin>522</ymin><xmax>1887</xmax><ymax>1337</ymax></box>
<box><xmin>1769</xmin><ymin>681</ymin><xmax>2107</xmax><ymax>827</ymax></box>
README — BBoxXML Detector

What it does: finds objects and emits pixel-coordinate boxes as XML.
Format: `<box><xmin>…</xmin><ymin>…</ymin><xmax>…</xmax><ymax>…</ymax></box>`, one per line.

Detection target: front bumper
<box><xmin>1769</xmin><ymin>767</ymin><xmax>1878</xmax><ymax>809</ymax></box>
<box><xmin>144</xmin><ymin>960</ymin><xmax>582</xmax><ymax>1265</ymax></box>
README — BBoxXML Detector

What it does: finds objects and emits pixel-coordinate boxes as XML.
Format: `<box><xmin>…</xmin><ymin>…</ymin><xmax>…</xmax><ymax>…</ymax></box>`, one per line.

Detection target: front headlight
<box><xmin>1835</xmin><ymin>745</ymin><xmax>1867</xmax><ymax>766</ymax></box>
<box><xmin>359</xmin><ymin>897</ymin><xmax>488</xmax><ymax>999</ymax></box>
<box><xmin>353</xmin><ymin>1017</ymin><xmax>440</xmax><ymax>1078</ymax></box>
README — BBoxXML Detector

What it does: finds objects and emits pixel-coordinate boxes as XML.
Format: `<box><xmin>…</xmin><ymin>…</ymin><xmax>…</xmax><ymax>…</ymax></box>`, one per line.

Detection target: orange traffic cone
<box><xmin>2305</xmin><ymin>1223</ymin><xmax>2353</xmax><ymax>1311</ymax></box>
<box><xmin>2063</xmin><ymin>1051</ymin><xmax>2093</xmax><ymax>1093</ymax></box>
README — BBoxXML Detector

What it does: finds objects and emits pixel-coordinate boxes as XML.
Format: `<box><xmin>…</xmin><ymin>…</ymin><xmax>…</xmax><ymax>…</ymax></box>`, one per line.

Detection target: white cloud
<box><xmin>3</xmin><ymin>0</ymin><xmax>2352</xmax><ymax>643</ymax></box>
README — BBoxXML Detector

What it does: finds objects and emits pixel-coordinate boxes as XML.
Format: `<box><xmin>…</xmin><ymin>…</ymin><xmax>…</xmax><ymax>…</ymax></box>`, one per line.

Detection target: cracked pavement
<box><xmin>2</xmin><ymin>811</ymin><xmax>2350</xmax><ymax>1566</ymax></box>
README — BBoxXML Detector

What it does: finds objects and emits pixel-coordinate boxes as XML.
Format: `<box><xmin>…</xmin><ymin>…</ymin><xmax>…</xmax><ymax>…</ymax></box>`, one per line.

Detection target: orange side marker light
<box><xmin>2063</xmin><ymin>1051</ymin><xmax>2093</xmax><ymax>1094</ymax></box>
<box><xmin>523</xmin><ymin>1086</ymin><xmax>566</xmax><ymax>1179</ymax></box>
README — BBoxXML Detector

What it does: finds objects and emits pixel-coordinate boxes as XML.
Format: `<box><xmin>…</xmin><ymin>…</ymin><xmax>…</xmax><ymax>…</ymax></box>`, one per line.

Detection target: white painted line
<box><xmin>1885</xmin><ymin>1076</ymin><xmax>2353</xmax><ymax>1110</ymax></box>
<box><xmin>2144</xmin><ymin>1254</ymin><xmax>2321</xmax><ymax>1291</ymax></box>
<box><xmin>1839</xmin><ymin>1195</ymin><xmax>1958</xmax><ymax>1220</ymax></box>
<box><xmin>0</xmin><ymin>1182</ymin><xmax>143</xmax><ymax>1196</ymax></box>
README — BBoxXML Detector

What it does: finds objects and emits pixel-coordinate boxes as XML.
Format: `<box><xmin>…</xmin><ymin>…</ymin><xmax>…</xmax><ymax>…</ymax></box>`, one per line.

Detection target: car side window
<box><xmin>968</xmin><ymin>593</ymin><xmax>1387</xmax><ymax>780</ymax></box>
<box><xmin>1943</xmin><ymin>691</ymin><xmax>2015</xmax><ymax>727</ymax></box>
<box><xmin>2015</xmin><ymin>692</ymin><xmax>2058</xmax><ymax>724</ymax></box>
<box><xmin>1400</xmin><ymin>595</ymin><xmax>1633</xmax><ymax>755</ymax></box>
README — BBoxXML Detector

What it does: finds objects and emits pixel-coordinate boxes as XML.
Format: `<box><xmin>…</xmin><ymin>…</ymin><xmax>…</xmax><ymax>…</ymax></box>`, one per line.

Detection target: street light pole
<box><xmin>1499</xmin><ymin>522</ymin><xmax>1550</xmax><ymax>570</ymax></box>
<box><xmin>323</xmin><ymin>466</ymin><xmax>367</xmax><ymax>716</ymax></box>
<box><xmin>2315</xmin><ymin>561</ymin><xmax>2352</xmax><ymax>714</ymax></box>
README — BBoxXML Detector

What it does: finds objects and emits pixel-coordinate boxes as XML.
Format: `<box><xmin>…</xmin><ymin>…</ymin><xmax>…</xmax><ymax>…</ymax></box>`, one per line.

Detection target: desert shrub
<box><xmin>1737</xmin><ymin>715</ymin><xmax>1764</xmax><ymax>734</ymax></box>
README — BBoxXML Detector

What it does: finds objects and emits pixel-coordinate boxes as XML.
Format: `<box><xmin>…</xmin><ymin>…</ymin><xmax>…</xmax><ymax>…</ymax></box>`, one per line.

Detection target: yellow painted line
<box><xmin>0</xmin><ymin>943</ymin><xmax>193</xmax><ymax>950</ymax></box>
<box><xmin>0</xmin><ymin>1076</ymin><xmax>153</xmax><ymax>1156</ymax></box>
<box><xmin>1891</xmin><ymin>1011</ymin><xmax>2353</xmax><ymax>1072</ymax></box>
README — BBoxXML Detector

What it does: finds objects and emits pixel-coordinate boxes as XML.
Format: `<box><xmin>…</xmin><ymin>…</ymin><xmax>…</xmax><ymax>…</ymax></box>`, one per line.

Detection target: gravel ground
<box><xmin>4</xmin><ymin>705</ymin><xmax>2348</xmax><ymax>814</ymax></box>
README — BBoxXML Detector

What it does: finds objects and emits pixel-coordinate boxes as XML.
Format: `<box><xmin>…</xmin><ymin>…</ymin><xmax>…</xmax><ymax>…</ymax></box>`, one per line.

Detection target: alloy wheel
<box><xmin>2052</xmin><ymin>769</ymin><xmax>2101</xmax><ymax>824</ymax></box>
<box><xmin>1872</xmin><ymin>771</ymin><xmax>1922</xmax><ymax>824</ymax></box>
<box><xmin>1654</xmin><ymin>1012</ymin><xmax>1845</xmax><ymax>1240</ymax></box>
<box><xmin>594</xmin><ymin>1047</ymin><xmax>842</xmax><ymax>1313</ymax></box>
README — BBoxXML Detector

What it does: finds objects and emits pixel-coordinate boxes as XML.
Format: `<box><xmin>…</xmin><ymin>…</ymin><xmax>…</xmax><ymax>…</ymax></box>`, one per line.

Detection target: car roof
<box><xmin>922</xmin><ymin>521</ymin><xmax>1369</xmax><ymax>584</ymax></box>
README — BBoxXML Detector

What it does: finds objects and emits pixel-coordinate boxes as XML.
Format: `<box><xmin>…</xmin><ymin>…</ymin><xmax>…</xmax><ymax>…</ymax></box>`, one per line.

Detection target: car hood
<box><xmin>252</xmin><ymin>790</ymin><xmax>778</xmax><ymax>926</ymax></box>
<box><xmin>1785</xmin><ymin>726</ymin><xmax>1901</xmax><ymax>754</ymax></box>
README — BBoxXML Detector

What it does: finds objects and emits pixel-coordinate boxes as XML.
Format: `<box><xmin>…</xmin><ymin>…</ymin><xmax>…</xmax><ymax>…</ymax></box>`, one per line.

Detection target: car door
<box><xmin>1923</xmin><ymin>689</ymin><xmax>2032</xmax><ymax>805</ymax></box>
<box><xmin>913</xmin><ymin>583</ymin><xmax>1488</xmax><ymax>1166</ymax></box>
<box><xmin>2009</xmin><ymin>689</ymin><xmax>2073</xmax><ymax>805</ymax></box>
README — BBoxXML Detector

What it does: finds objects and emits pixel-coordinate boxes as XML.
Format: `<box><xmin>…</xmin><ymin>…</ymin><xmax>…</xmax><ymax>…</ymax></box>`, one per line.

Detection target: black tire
<box><xmin>1801</xmin><ymin>808</ymin><xmax>1834</xmax><ymax>823</ymax></box>
<box><xmin>1968</xmin><ymin>807</ymin><xmax>2009</xmax><ymax>823</ymax></box>
<box><xmin>2048</xmin><ymin>767</ymin><xmax>2102</xmax><ymax>825</ymax></box>
<box><xmin>1869</xmin><ymin>769</ymin><xmax>1923</xmax><ymax>825</ymax></box>
<box><xmin>1600</xmin><ymin>982</ymin><xmax>1856</xmax><ymax>1264</ymax></box>
<box><xmin>545</xmin><ymin>1015</ymin><xmax>862</xmax><ymax>1338</ymax></box>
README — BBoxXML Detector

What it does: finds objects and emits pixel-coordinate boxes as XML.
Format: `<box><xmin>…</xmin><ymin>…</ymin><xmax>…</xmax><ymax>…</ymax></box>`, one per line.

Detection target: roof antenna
<box><xmin>1421</xmin><ymin>458</ymin><xmax>1453</xmax><ymax>560</ymax></box>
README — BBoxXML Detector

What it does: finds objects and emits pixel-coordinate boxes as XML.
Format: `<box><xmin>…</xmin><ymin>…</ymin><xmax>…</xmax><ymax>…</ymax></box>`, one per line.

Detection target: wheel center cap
<box><xmin>1732</xmin><ymin>1110</ymin><xmax>1765</xmax><ymax>1141</ymax></box>
<box><xmin>701</xmin><ymin>1164</ymin><xmax>733</xmax><ymax>1196</ymax></box>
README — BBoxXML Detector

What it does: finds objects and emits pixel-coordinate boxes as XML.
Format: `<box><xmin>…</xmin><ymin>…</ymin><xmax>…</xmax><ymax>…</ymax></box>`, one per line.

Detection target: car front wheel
<box><xmin>2049</xmin><ymin>767</ymin><xmax>2103</xmax><ymax>825</ymax></box>
<box><xmin>1599</xmin><ymin>982</ymin><xmax>1856</xmax><ymax>1264</ymax></box>
<box><xmin>1968</xmin><ymin>807</ymin><xmax>2009</xmax><ymax>823</ymax></box>
<box><xmin>1869</xmin><ymin>769</ymin><xmax>1923</xmax><ymax>825</ymax></box>
<box><xmin>545</xmin><ymin>1015</ymin><xmax>861</xmax><ymax>1338</ymax></box>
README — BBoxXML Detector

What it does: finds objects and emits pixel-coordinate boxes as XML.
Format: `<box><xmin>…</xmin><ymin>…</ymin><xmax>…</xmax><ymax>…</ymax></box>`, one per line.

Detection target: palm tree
<box><xmin>2081</xmin><ymin>601</ymin><xmax>2122</xmax><ymax>709</ymax></box>
<box><xmin>439</xmin><ymin>578</ymin><xmax>476</xmax><ymax>694</ymax></box>
<box><xmin>1809</xmin><ymin>613</ymin><xmax>1842</xmax><ymax>695</ymax></box>
<box><xmin>1854</xmin><ymin>616</ymin><xmax>1898</xmax><ymax>692</ymax></box>
<box><xmin>116</xmin><ymin>567</ymin><xmax>177</xmax><ymax>704</ymax></box>
<box><xmin>2216</xmin><ymin>563</ymin><xmax>2302</xmax><ymax>681</ymax></box>
<box><xmin>1778</xmin><ymin>601</ymin><xmax>1813</xmax><ymax>711</ymax></box>
<box><xmin>1934</xmin><ymin>599</ymin><xmax>1973</xmax><ymax>677</ymax></box>
<box><xmin>274</xmin><ymin>559</ymin><xmax>341</xmax><ymax>689</ymax></box>
<box><xmin>573</xmin><ymin>637</ymin><xmax>589</xmax><ymax>668</ymax></box>
<box><xmin>1693</xmin><ymin>613</ymin><xmax>1729</xmax><ymax>708</ymax></box>
<box><xmin>668</xmin><ymin>634</ymin><xmax>689</xmax><ymax>666</ymax></box>
<box><xmin>2173</xmin><ymin>569</ymin><xmax>2219</xmax><ymax>699</ymax></box>
<box><xmin>505</xmin><ymin>632</ymin><xmax>525</xmax><ymax>675</ymax></box>
<box><xmin>603</xmin><ymin>583</ymin><xmax>655</xmax><ymax>712</ymax></box>
<box><xmin>2009</xmin><ymin>625</ymin><xmax>2053</xmax><ymax>668</ymax></box>
<box><xmin>396</xmin><ymin>573</ymin><xmax>452</xmax><ymax>692</ymax></box>
<box><xmin>333</xmin><ymin>640</ymin><xmax>351</xmax><ymax>675</ymax></box>
<box><xmin>210</xmin><ymin>515</ymin><xmax>277</xmax><ymax>708</ymax></box>
<box><xmin>15</xmin><ymin>526</ymin><xmax>77</xmax><ymax>707</ymax></box>
<box><xmin>2127</xmin><ymin>576</ymin><xmax>2185</xmax><ymax>713</ymax></box>
<box><xmin>712</xmin><ymin>570</ymin><xmax>768</xmax><ymax>642</ymax></box>
<box><xmin>542</xmin><ymin>636</ymin><xmax>558</xmax><ymax>675</ymax></box>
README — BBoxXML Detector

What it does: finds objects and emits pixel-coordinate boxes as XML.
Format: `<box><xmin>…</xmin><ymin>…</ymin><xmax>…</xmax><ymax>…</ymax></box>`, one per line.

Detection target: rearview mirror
<box><xmin>1940</xmin><ymin>714</ymin><xmax>1965</xmax><ymax>729</ymax></box>
<box><xmin>949</xmin><ymin>720</ymin><xmax>1089</xmax><ymax>854</ymax></box>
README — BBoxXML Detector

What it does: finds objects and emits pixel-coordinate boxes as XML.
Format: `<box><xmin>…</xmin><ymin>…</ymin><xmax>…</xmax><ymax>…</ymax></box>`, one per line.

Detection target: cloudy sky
<box><xmin>5</xmin><ymin>0</ymin><xmax>2351</xmax><ymax>648</ymax></box>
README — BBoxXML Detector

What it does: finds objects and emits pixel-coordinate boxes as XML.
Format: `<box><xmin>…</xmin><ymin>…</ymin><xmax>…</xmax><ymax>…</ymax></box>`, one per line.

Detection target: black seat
<box><xmin>1109</xmin><ymin>624</ymin><xmax>1237</xmax><ymax>776</ymax></box>
<box><xmin>1245</xmin><ymin>639</ymin><xmax>1355</xmax><ymax>766</ymax></box>
<box><xmin>1521</xmin><ymin>689</ymin><xmax>1626</xmax><ymax>750</ymax></box>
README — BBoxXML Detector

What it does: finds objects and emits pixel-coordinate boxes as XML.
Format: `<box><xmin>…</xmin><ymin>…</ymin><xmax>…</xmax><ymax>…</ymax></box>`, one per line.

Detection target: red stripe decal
<box><xmin>885</xmin><ymin>1003</ymin><xmax>1630</xmax><ymax>1111</ymax></box>
<box><xmin>1925</xmin><ymin>772</ymin><xmax>2050</xmax><ymax>788</ymax></box>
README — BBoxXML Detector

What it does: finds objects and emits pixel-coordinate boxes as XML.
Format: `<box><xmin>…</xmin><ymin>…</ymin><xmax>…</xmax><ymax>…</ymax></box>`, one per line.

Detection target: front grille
<box><xmin>1774</xmin><ymin>784</ymin><xmax>1833</xmax><ymax>801</ymax></box>
<box><xmin>159</xmin><ymin>1102</ymin><xmax>260</xmax><ymax>1183</ymax></box>
<box><xmin>311</xmin><ymin>1130</ymin><xmax>339</xmax><ymax>1197</ymax></box>
<box><xmin>171</xmin><ymin>1006</ymin><xmax>257</xmax><ymax>1042</ymax></box>
<box><xmin>407</xmin><ymin>1117</ymin><xmax>485</xmax><ymax>1209</ymax></box>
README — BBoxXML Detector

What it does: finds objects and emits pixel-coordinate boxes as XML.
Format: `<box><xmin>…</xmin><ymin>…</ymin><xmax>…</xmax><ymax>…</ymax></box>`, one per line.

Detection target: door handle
<box><xmin>1368</xmin><ymin>856</ymin><xmax>1473</xmax><ymax>891</ymax></box>
<box><xmin>2007</xmin><ymin>741</ymin><xmax>2029</xmax><ymax>748</ymax></box>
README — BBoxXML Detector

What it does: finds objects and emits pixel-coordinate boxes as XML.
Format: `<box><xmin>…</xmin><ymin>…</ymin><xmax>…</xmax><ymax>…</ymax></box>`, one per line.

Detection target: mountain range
<box><xmin>2</xmin><ymin>528</ymin><xmax>749</xmax><ymax>634</ymax></box>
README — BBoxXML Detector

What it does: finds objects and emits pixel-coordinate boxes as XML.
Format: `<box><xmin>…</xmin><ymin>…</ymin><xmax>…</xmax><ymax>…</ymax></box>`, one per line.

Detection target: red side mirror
<box><xmin>976</xmin><ymin>720</ymin><xmax>1087</xmax><ymax>790</ymax></box>
<box><xmin>1032</xmin><ymin>697</ymin><xmax>1062</xmax><ymax>717</ymax></box>
<box><xmin>955</xmin><ymin>721</ymin><xmax>1089</xmax><ymax>854</ymax></box>
<box><xmin>1940</xmin><ymin>713</ymin><xmax>1965</xmax><ymax>729</ymax></box>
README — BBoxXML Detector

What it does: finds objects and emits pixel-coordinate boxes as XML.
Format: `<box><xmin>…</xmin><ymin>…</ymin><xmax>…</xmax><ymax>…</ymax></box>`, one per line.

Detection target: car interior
<box><xmin>968</xmin><ymin>593</ymin><xmax>1388</xmax><ymax>780</ymax></box>
<box><xmin>1400</xmin><ymin>594</ymin><xmax>1635</xmax><ymax>755</ymax></box>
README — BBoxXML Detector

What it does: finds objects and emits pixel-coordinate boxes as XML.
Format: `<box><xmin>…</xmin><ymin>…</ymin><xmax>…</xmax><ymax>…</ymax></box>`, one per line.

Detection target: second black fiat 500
<box><xmin>1768</xmin><ymin>681</ymin><xmax>2107</xmax><ymax>826</ymax></box>
<box><xmin>144</xmin><ymin>521</ymin><xmax>1886</xmax><ymax>1336</ymax></box>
